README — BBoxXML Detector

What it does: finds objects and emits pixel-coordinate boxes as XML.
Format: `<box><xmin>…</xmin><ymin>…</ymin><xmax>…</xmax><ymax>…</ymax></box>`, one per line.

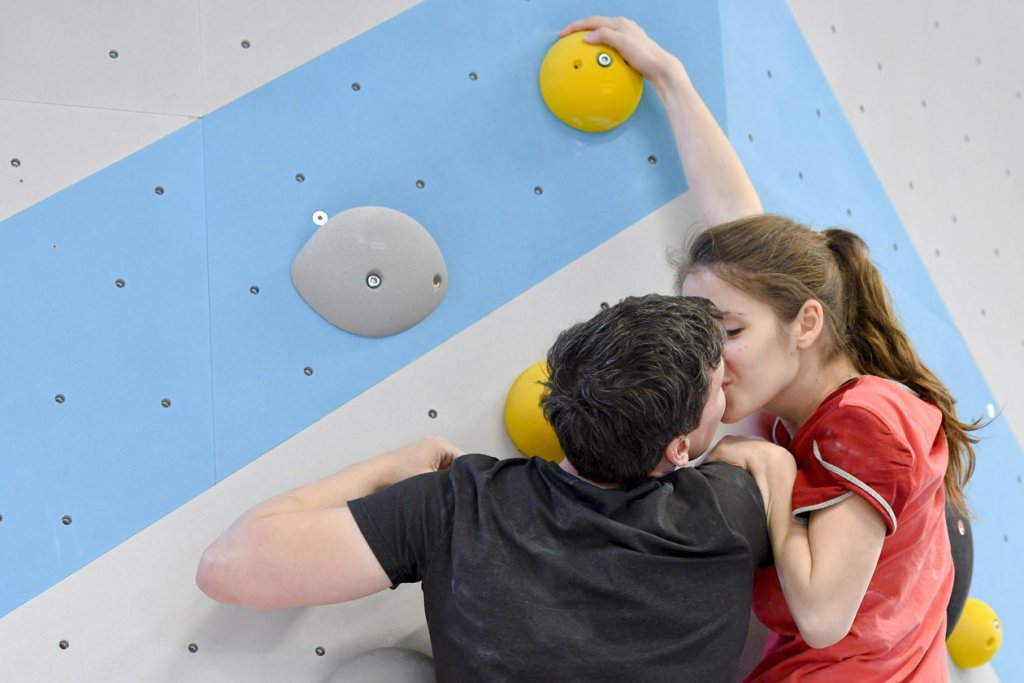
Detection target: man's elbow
<box><xmin>196</xmin><ymin>543</ymin><xmax>243</xmax><ymax>606</ymax></box>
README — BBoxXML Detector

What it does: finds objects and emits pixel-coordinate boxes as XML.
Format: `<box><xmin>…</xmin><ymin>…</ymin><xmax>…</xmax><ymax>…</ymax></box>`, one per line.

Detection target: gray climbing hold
<box><xmin>291</xmin><ymin>206</ymin><xmax>448</xmax><ymax>337</ymax></box>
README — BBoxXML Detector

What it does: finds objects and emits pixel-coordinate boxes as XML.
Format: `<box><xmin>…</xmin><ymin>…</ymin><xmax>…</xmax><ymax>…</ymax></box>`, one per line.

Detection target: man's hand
<box><xmin>374</xmin><ymin>437</ymin><xmax>464</xmax><ymax>489</ymax></box>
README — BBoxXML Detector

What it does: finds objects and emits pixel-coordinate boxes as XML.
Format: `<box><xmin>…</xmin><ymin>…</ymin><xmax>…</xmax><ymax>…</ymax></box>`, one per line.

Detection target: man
<box><xmin>197</xmin><ymin>294</ymin><xmax>773</xmax><ymax>682</ymax></box>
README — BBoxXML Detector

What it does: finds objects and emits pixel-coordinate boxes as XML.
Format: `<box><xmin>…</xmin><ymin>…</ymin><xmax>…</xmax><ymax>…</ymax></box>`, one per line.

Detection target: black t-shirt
<box><xmin>349</xmin><ymin>454</ymin><xmax>769</xmax><ymax>683</ymax></box>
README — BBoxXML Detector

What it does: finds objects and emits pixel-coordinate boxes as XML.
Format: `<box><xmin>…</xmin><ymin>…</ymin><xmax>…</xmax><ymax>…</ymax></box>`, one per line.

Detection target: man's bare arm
<box><xmin>196</xmin><ymin>437</ymin><xmax>463</xmax><ymax>610</ymax></box>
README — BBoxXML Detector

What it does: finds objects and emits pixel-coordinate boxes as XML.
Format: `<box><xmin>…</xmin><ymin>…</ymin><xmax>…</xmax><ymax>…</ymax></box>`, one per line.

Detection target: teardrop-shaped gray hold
<box><xmin>291</xmin><ymin>206</ymin><xmax>448</xmax><ymax>337</ymax></box>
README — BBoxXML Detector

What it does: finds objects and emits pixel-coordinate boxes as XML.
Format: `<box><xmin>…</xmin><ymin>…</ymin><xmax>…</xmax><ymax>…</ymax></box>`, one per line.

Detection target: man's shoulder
<box><xmin>450</xmin><ymin>453</ymin><xmax>531</xmax><ymax>478</ymax></box>
<box><xmin>694</xmin><ymin>462</ymin><xmax>767</xmax><ymax>526</ymax></box>
<box><xmin>451</xmin><ymin>452</ymin><xmax>502</xmax><ymax>470</ymax></box>
<box><xmin>446</xmin><ymin>453</ymin><xmax>549</xmax><ymax>493</ymax></box>
<box><xmin>695</xmin><ymin>460</ymin><xmax>760</xmax><ymax>491</ymax></box>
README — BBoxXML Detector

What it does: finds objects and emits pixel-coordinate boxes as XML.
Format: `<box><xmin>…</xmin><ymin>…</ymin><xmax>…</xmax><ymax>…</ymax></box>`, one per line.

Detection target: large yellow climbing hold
<box><xmin>947</xmin><ymin>597</ymin><xmax>1003</xmax><ymax>668</ymax></box>
<box><xmin>539</xmin><ymin>31</ymin><xmax>644</xmax><ymax>132</ymax></box>
<box><xmin>503</xmin><ymin>361</ymin><xmax>565</xmax><ymax>462</ymax></box>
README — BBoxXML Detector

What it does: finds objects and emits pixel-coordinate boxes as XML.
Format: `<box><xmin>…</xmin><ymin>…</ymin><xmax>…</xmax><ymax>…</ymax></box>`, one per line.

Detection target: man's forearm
<box><xmin>225</xmin><ymin>437</ymin><xmax>461</xmax><ymax>523</ymax></box>
<box><xmin>250</xmin><ymin>456</ymin><xmax>394</xmax><ymax>519</ymax></box>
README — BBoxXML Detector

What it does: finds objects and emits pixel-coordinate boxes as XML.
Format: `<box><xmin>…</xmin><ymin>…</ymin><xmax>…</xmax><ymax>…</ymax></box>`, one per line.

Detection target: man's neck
<box><xmin>558</xmin><ymin>456</ymin><xmax>680</xmax><ymax>488</ymax></box>
<box><xmin>557</xmin><ymin>458</ymin><xmax>622</xmax><ymax>489</ymax></box>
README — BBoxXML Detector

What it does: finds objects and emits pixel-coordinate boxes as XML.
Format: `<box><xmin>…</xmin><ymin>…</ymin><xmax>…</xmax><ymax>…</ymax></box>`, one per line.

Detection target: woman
<box><xmin>561</xmin><ymin>16</ymin><xmax>980</xmax><ymax>681</ymax></box>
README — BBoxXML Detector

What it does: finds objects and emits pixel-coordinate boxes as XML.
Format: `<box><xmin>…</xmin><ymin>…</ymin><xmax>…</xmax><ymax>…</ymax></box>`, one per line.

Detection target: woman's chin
<box><xmin>721</xmin><ymin>405</ymin><xmax>752</xmax><ymax>425</ymax></box>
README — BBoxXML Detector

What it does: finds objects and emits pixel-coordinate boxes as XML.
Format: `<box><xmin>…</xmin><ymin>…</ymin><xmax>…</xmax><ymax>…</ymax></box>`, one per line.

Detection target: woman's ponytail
<box><xmin>825</xmin><ymin>228</ymin><xmax>980</xmax><ymax>515</ymax></box>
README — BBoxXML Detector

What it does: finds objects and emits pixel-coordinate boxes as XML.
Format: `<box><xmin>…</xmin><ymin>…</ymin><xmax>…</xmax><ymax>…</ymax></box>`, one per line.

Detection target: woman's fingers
<box><xmin>558</xmin><ymin>16</ymin><xmax>634</xmax><ymax>38</ymax></box>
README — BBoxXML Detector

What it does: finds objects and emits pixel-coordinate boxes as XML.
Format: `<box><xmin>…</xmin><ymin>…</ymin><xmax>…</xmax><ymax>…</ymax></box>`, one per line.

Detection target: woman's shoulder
<box><xmin>813</xmin><ymin>375</ymin><xmax>943</xmax><ymax>444</ymax></box>
<box><xmin>824</xmin><ymin>376</ymin><xmax>930</xmax><ymax>415</ymax></box>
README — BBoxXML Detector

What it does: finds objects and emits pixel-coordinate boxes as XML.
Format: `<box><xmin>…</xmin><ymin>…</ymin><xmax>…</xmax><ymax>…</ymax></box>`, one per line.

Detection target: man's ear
<box><xmin>794</xmin><ymin>299</ymin><xmax>825</xmax><ymax>350</ymax></box>
<box><xmin>663</xmin><ymin>435</ymin><xmax>691</xmax><ymax>468</ymax></box>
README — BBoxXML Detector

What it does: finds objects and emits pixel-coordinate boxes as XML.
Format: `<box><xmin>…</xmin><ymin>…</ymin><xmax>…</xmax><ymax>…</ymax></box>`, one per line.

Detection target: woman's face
<box><xmin>681</xmin><ymin>269</ymin><xmax>800</xmax><ymax>423</ymax></box>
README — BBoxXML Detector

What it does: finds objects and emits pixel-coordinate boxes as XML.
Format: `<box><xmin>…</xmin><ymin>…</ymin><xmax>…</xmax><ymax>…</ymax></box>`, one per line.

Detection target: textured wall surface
<box><xmin>0</xmin><ymin>0</ymin><xmax>1017</xmax><ymax>680</ymax></box>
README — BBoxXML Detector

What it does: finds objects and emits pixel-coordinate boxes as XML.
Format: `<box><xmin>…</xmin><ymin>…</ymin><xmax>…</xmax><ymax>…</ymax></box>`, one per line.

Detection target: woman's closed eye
<box><xmin>725</xmin><ymin>328</ymin><xmax>744</xmax><ymax>338</ymax></box>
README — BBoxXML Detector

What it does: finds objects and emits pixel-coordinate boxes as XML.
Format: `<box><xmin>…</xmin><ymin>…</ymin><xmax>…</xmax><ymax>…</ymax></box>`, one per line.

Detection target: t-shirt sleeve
<box><xmin>791</xmin><ymin>406</ymin><xmax>914</xmax><ymax>535</ymax></box>
<box><xmin>347</xmin><ymin>467</ymin><xmax>455</xmax><ymax>587</ymax></box>
<box><xmin>704</xmin><ymin>462</ymin><xmax>772</xmax><ymax>567</ymax></box>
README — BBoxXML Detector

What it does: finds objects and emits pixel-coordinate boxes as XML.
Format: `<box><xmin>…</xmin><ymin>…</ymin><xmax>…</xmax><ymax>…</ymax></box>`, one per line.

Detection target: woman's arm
<box><xmin>777</xmin><ymin>495</ymin><xmax>885</xmax><ymax>647</ymax></box>
<box><xmin>560</xmin><ymin>17</ymin><xmax>763</xmax><ymax>225</ymax></box>
<box><xmin>710</xmin><ymin>436</ymin><xmax>886</xmax><ymax>648</ymax></box>
<box><xmin>196</xmin><ymin>437</ymin><xmax>464</xmax><ymax>610</ymax></box>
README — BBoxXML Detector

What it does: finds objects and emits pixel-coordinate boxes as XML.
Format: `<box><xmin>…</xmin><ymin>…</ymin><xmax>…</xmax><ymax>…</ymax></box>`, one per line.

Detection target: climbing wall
<box><xmin>0</xmin><ymin>0</ymin><xmax>1018</xmax><ymax>680</ymax></box>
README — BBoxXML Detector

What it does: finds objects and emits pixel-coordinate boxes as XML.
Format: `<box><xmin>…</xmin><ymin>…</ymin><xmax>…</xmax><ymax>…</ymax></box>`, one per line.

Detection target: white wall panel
<box><xmin>0</xmin><ymin>100</ymin><xmax>191</xmax><ymax>221</ymax></box>
<box><xmin>199</xmin><ymin>0</ymin><xmax>425</xmax><ymax>114</ymax></box>
<box><xmin>788</xmin><ymin>0</ymin><xmax>1024</xmax><ymax>446</ymax></box>
<box><xmin>0</xmin><ymin>0</ymin><xmax>203</xmax><ymax>116</ymax></box>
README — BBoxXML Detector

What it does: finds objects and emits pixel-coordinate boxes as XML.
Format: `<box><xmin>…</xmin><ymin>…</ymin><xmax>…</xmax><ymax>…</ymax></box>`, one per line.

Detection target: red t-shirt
<box><xmin>746</xmin><ymin>376</ymin><xmax>953</xmax><ymax>682</ymax></box>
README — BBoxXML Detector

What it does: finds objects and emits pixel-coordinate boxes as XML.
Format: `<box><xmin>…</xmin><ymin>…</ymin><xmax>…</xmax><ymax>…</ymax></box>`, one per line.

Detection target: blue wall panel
<box><xmin>0</xmin><ymin>123</ymin><xmax>214</xmax><ymax>616</ymax></box>
<box><xmin>202</xmin><ymin>0</ymin><xmax>725</xmax><ymax>478</ymax></box>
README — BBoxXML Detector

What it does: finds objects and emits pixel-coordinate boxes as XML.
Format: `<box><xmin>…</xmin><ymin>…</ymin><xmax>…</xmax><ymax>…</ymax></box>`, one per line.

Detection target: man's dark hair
<box><xmin>541</xmin><ymin>294</ymin><xmax>723</xmax><ymax>487</ymax></box>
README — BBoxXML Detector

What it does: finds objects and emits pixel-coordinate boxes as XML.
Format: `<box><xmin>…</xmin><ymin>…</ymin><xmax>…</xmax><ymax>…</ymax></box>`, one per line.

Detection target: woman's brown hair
<box><xmin>677</xmin><ymin>214</ymin><xmax>980</xmax><ymax>514</ymax></box>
